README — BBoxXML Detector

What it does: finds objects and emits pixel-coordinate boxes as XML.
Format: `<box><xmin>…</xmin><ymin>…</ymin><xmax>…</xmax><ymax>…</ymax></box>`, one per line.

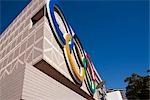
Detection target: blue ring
<box><xmin>49</xmin><ymin>0</ymin><xmax>66</xmax><ymax>45</ymax></box>
<box><xmin>49</xmin><ymin>0</ymin><xmax>74</xmax><ymax>50</ymax></box>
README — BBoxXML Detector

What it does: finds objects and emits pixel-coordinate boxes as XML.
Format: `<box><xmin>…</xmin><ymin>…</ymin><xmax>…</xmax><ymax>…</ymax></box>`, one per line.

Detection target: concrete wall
<box><xmin>0</xmin><ymin>65</ymin><xmax>25</xmax><ymax>100</ymax></box>
<box><xmin>22</xmin><ymin>63</ymin><xmax>86</xmax><ymax>100</ymax></box>
<box><xmin>0</xmin><ymin>0</ymin><xmax>45</xmax><ymax>80</ymax></box>
<box><xmin>0</xmin><ymin>0</ymin><xmax>46</xmax><ymax>99</ymax></box>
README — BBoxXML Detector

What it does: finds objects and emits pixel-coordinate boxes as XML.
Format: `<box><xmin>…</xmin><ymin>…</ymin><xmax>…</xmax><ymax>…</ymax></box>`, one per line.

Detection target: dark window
<box><xmin>31</xmin><ymin>6</ymin><xmax>45</xmax><ymax>25</ymax></box>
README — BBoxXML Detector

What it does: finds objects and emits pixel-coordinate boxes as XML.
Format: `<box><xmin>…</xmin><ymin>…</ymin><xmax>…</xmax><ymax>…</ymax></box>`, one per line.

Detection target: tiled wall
<box><xmin>0</xmin><ymin>0</ymin><xmax>46</xmax><ymax>99</ymax></box>
<box><xmin>0</xmin><ymin>0</ymin><xmax>45</xmax><ymax>81</ymax></box>
<box><xmin>0</xmin><ymin>64</ymin><xmax>25</xmax><ymax>99</ymax></box>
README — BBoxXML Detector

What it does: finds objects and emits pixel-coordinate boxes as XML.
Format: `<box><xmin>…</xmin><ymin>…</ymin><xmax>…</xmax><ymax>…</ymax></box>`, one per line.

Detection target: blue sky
<box><xmin>0</xmin><ymin>0</ymin><xmax>149</xmax><ymax>89</ymax></box>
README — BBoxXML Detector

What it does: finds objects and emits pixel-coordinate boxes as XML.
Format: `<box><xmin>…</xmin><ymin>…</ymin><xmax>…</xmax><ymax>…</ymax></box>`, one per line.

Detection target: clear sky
<box><xmin>0</xmin><ymin>0</ymin><xmax>149</xmax><ymax>90</ymax></box>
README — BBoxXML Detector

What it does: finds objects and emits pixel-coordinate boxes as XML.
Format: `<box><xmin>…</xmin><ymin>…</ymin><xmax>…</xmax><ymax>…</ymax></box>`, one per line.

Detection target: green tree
<box><xmin>124</xmin><ymin>73</ymin><xmax>150</xmax><ymax>100</ymax></box>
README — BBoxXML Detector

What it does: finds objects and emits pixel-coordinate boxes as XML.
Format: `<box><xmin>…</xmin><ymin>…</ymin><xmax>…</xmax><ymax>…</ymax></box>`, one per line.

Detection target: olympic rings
<box><xmin>46</xmin><ymin>0</ymin><xmax>98</xmax><ymax>95</ymax></box>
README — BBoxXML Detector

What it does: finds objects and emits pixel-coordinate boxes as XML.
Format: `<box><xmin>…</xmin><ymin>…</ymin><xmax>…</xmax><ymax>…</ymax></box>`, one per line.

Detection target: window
<box><xmin>31</xmin><ymin>6</ymin><xmax>45</xmax><ymax>25</ymax></box>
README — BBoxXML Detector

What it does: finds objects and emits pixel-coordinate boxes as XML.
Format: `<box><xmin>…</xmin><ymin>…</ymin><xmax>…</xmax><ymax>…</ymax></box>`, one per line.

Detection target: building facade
<box><xmin>0</xmin><ymin>0</ymin><xmax>107</xmax><ymax>100</ymax></box>
<box><xmin>107</xmin><ymin>89</ymin><xmax>127</xmax><ymax>100</ymax></box>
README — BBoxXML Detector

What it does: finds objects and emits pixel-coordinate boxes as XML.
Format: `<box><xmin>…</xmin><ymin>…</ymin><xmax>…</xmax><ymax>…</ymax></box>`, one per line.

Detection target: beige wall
<box><xmin>22</xmin><ymin>63</ymin><xmax>86</xmax><ymax>100</ymax></box>
<box><xmin>0</xmin><ymin>0</ymin><xmax>46</xmax><ymax>99</ymax></box>
<box><xmin>0</xmin><ymin>65</ymin><xmax>25</xmax><ymax>100</ymax></box>
<box><xmin>0</xmin><ymin>0</ymin><xmax>45</xmax><ymax>80</ymax></box>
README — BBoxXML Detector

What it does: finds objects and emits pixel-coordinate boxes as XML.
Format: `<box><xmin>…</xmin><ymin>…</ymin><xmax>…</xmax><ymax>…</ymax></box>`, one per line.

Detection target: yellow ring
<box><xmin>64</xmin><ymin>33</ymin><xmax>85</xmax><ymax>81</ymax></box>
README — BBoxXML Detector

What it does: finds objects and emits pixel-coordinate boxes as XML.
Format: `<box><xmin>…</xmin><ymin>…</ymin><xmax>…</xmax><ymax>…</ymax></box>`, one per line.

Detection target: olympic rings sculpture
<box><xmin>46</xmin><ymin>0</ymin><xmax>97</xmax><ymax>95</ymax></box>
